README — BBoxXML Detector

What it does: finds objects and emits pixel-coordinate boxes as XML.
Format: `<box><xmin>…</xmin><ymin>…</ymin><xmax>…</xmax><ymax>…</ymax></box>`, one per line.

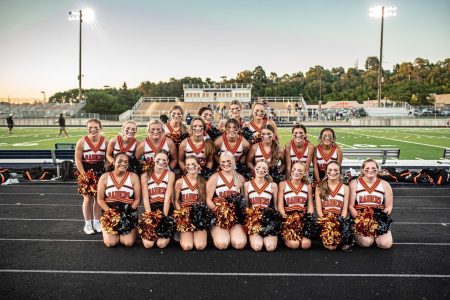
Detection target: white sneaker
<box><xmin>83</xmin><ymin>223</ymin><xmax>95</xmax><ymax>235</ymax></box>
<box><xmin>93</xmin><ymin>221</ymin><xmax>102</xmax><ymax>233</ymax></box>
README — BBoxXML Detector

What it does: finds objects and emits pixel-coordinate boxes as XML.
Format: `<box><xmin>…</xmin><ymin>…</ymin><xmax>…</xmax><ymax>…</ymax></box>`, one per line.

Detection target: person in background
<box><xmin>6</xmin><ymin>113</ymin><xmax>14</xmax><ymax>134</ymax></box>
<box><xmin>186</xmin><ymin>113</ymin><xmax>193</xmax><ymax>125</ymax></box>
<box><xmin>56</xmin><ymin>113</ymin><xmax>69</xmax><ymax>137</ymax></box>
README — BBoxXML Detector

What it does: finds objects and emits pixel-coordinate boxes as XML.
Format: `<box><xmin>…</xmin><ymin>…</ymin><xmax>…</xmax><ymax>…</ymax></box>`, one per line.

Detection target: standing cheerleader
<box><xmin>140</xmin><ymin>150</ymin><xmax>175</xmax><ymax>249</ymax></box>
<box><xmin>135</xmin><ymin>119</ymin><xmax>177</xmax><ymax>170</ymax></box>
<box><xmin>315</xmin><ymin>161</ymin><xmax>349</xmax><ymax>250</ymax></box>
<box><xmin>284</xmin><ymin>124</ymin><xmax>314</xmax><ymax>178</ymax></box>
<box><xmin>278</xmin><ymin>161</ymin><xmax>314</xmax><ymax>250</ymax></box>
<box><xmin>247</xmin><ymin>102</ymin><xmax>279</xmax><ymax>142</ymax></box>
<box><xmin>349</xmin><ymin>159</ymin><xmax>393</xmax><ymax>249</ymax></box>
<box><xmin>214</xmin><ymin>118</ymin><xmax>250</xmax><ymax>164</ymax></box>
<box><xmin>97</xmin><ymin>153</ymin><xmax>141</xmax><ymax>247</ymax></box>
<box><xmin>164</xmin><ymin>105</ymin><xmax>189</xmax><ymax>147</ymax></box>
<box><xmin>246</xmin><ymin>125</ymin><xmax>285</xmax><ymax>174</ymax></box>
<box><xmin>178</xmin><ymin>117</ymin><xmax>214</xmax><ymax>172</ymax></box>
<box><xmin>206</xmin><ymin>152</ymin><xmax>247</xmax><ymax>250</ymax></box>
<box><xmin>218</xmin><ymin>100</ymin><xmax>246</xmax><ymax>131</ymax></box>
<box><xmin>244</xmin><ymin>161</ymin><xmax>279</xmax><ymax>252</ymax></box>
<box><xmin>106</xmin><ymin>120</ymin><xmax>139</xmax><ymax>172</ymax></box>
<box><xmin>199</xmin><ymin>106</ymin><xmax>221</xmax><ymax>141</ymax></box>
<box><xmin>75</xmin><ymin>119</ymin><xmax>108</xmax><ymax>235</ymax></box>
<box><xmin>313</xmin><ymin>128</ymin><xmax>343</xmax><ymax>183</ymax></box>
<box><xmin>174</xmin><ymin>156</ymin><xmax>208</xmax><ymax>251</ymax></box>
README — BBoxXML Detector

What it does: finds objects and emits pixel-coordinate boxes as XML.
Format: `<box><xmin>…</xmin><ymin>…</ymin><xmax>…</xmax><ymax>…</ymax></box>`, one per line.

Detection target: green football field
<box><xmin>1</xmin><ymin>126</ymin><xmax>449</xmax><ymax>160</ymax></box>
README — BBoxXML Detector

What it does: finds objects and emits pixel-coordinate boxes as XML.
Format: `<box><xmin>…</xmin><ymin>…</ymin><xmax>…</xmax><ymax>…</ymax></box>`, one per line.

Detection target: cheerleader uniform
<box><xmin>180</xmin><ymin>176</ymin><xmax>200</xmax><ymax>207</ymax></box>
<box><xmin>248</xmin><ymin>179</ymin><xmax>273</xmax><ymax>208</ymax></box>
<box><xmin>104</xmin><ymin>171</ymin><xmax>138</xmax><ymax>234</ymax></box>
<box><xmin>247</xmin><ymin>119</ymin><xmax>267</xmax><ymax>142</ymax></box>
<box><xmin>219</xmin><ymin>134</ymin><xmax>244</xmax><ymax>161</ymax></box>
<box><xmin>289</xmin><ymin>141</ymin><xmax>309</xmax><ymax>164</ymax></box>
<box><xmin>316</xmin><ymin>144</ymin><xmax>338</xmax><ymax>179</ymax></box>
<box><xmin>321</xmin><ymin>182</ymin><xmax>345</xmax><ymax>215</ymax></box>
<box><xmin>185</xmin><ymin>138</ymin><xmax>207</xmax><ymax>167</ymax></box>
<box><xmin>254</xmin><ymin>142</ymin><xmax>272</xmax><ymax>164</ymax></box>
<box><xmin>283</xmin><ymin>180</ymin><xmax>308</xmax><ymax>214</ymax></box>
<box><xmin>143</xmin><ymin>136</ymin><xmax>170</xmax><ymax>162</ymax></box>
<box><xmin>113</xmin><ymin>135</ymin><xmax>139</xmax><ymax>173</ymax></box>
<box><xmin>164</xmin><ymin>123</ymin><xmax>185</xmax><ymax>147</ymax></box>
<box><xmin>147</xmin><ymin>169</ymin><xmax>170</xmax><ymax>212</ymax></box>
<box><xmin>355</xmin><ymin>178</ymin><xmax>385</xmax><ymax>211</ymax></box>
<box><xmin>214</xmin><ymin>171</ymin><xmax>240</xmax><ymax>200</ymax></box>
<box><xmin>82</xmin><ymin>135</ymin><xmax>106</xmax><ymax>175</ymax></box>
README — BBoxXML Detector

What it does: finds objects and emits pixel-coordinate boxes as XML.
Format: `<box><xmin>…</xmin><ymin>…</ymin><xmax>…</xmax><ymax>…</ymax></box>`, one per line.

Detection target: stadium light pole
<box><xmin>40</xmin><ymin>91</ymin><xmax>46</xmax><ymax>103</ymax></box>
<box><xmin>369</xmin><ymin>6</ymin><xmax>397</xmax><ymax>107</ymax></box>
<box><xmin>68</xmin><ymin>9</ymin><xmax>94</xmax><ymax>103</ymax></box>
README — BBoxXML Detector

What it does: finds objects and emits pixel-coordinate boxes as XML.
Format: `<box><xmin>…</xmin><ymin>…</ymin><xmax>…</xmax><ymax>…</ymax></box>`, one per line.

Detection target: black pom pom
<box><xmin>206</xmin><ymin>126</ymin><xmax>222</xmax><ymax>141</ymax></box>
<box><xmin>156</xmin><ymin>216</ymin><xmax>176</xmax><ymax>238</ymax></box>
<box><xmin>236</xmin><ymin>162</ymin><xmax>252</xmax><ymax>181</ymax></box>
<box><xmin>374</xmin><ymin>208</ymin><xmax>393</xmax><ymax>235</ymax></box>
<box><xmin>261</xmin><ymin>207</ymin><xmax>283</xmax><ymax>237</ymax></box>
<box><xmin>200</xmin><ymin>167</ymin><xmax>215</xmax><ymax>180</ymax></box>
<box><xmin>302</xmin><ymin>213</ymin><xmax>320</xmax><ymax>239</ymax></box>
<box><xmin>240</xmin><ymin>127</ymin><xmax>253</xmax><ymax>142</ymax></box>
<box><xmin>190</xmin><ymin>203</ymin><xmax>215</xmax><ymax>231</ymax></box>
<box><xmin>226</xmin><ymin>193</ymin><xmax>247</xmax><ymax>224</ymax></box>
<box><xmin>269</xmin><ymin>166</ymin><xmax>285</xmax><ymax>183</ymax></box>
<box><xmin>338</xmin><ymin>215</ymin><xmax>355</xmax><ymax>248</ymax></box>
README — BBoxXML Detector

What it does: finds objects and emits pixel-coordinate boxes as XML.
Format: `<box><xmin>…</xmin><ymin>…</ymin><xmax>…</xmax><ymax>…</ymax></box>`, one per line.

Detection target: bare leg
<box><xmin>211</xmin><ymin>226</ymin><xmax>230</xmax><ymax>250</ymax></box>
<box><xmin>230</xmin><ymin>224</ymin><xmax>247</xmax><ymax>250</ymax></box>
<box><xmin>193</xmin><ymin>230</ymin><xmax>207</xmax><ymax>251</ymax></box>
<box><xmin>263</xmin><ymin>236</ymin><xmax>278</xmax><ymax>252</ymax></box>
<box><xmin>375</xmin><ymin>231</ymin><xmax>393</xmax><ymax>249</ymax></box>
<box><xmin>102</xmin><ymin>231</ymin><xmax>119</xmax><ymax>247</ymax></box>
<box><xmin>180</xmin><ymin>232</ymin><xmax>194</xmax><ymax>251</ymax></box>
<box><xmin>142</xmin><ymin>239</ymin><xmax>155</xmax><ymax>249</ymax></box>
<box><xmin>249</xmin><ymin>235</ymin><xmax>263</xmax><ymax>252</ymax></box>
<box><xmin>284</xmin><ymin>240</ymin><xmax>300</xmax><ymax>249</ymax></box>
<box><xmin>156</xmin><ymin>238</ymin><xmax>170</xmax><ymax>249</ymax></box>
<box><xmin>119</xmin><ymin>229</ymin><xmax>137</xmax><ymax>247</ymax></box>
<box><xmin>355</xmin><ymin>234</ymin><xmax>375</xmax><ymax>248</ymax></box>
<box><xmin>301</xmin><ymin>238</ymin><xmax>312</xmax><ymax>250</ymax></box>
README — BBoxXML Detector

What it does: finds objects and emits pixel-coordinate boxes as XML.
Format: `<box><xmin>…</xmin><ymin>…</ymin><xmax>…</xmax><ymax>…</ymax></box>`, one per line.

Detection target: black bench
<box><xmin>55</xmin><ymin>143</ymin><xmax>76</xmax><ymax>150</ymax></box>
<box><xmin>0</xmin><ymin>150</ymin><xmax>55</xmax><ymax>169</ymax></box>
<box><xmin>443</xmin><ymin>148</ymin><xmax>450</xmax><ymax>159</ymax></box>
<box><xmin>342</xmin><ymin>148</ymin><xmax>400</xmax><ymax>164</ymax></box>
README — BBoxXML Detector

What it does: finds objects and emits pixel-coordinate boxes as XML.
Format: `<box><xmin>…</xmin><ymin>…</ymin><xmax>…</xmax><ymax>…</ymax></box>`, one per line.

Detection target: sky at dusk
<box><xmin>0</xmin><ymin>0</ymin><xmax>449</xmax><ymax>99</ymax></box>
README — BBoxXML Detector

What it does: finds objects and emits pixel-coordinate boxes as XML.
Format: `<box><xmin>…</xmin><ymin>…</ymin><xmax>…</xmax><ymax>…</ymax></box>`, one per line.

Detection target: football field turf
<box><xmin>1</xmin><ymin>126</ymin><xmax>449</xmax><ymax>160</ymax></box>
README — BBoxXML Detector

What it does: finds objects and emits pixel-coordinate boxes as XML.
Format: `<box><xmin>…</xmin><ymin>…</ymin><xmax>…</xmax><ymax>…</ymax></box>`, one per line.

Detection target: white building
<box><xmin>183</xmin><ymin>84</ymin><xmax>252</xmax><ymax>102</ymax></box>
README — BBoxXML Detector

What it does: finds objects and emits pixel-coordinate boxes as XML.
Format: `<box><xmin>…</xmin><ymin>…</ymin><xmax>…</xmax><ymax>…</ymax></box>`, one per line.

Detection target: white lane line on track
<box><xmin>1</xmin><ymin>218</ymin><xmax>449</xmax><ymax>225</ymax></box>
<box><xmin>1</xmin><ymin>238</ymin><xmax>449</xmax><ymax>246</ymax></box>
<box><xmin>0</xmin><ymin>269</ymin><xmax>449</xmax><ymax>278</ymax></box>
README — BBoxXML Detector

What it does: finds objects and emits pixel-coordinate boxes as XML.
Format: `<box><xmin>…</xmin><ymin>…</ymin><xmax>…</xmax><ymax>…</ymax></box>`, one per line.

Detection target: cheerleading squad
<box><xmin>74</xmin><ymin>101</ymin><xmax>393</xmax><ymax>252</ymax></box>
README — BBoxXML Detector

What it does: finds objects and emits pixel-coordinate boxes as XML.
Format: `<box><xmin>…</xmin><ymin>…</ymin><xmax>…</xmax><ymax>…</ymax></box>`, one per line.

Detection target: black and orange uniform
<box><xmin>113</xmin><ymin>135</ymin><xmax>139</xmax><ymax>173</ymax></box>
<box><xmin>147</xmin><ymin>169</ymin><xmax>172</xmax><ymax>214</ymax></box>
<box><xmin>248</xmin><ymin>179</ymin><xmax>273</xmax><ymax>209</ymax></box>
<box><xmin>82</xmin><ymin>135</ymin><xmax>106</xmax><ymax>175</ymax></box>
<box><xmin>180</xmin><ymin>176</ymin><xmax>200</xmax><ymax>207</ymax></box>
<box><xmin>316</xmin><ymin>144</ymin><xmax>338</xmax><ymax>179</ymax></box>
<box><xmin>355</xmin><ymin>177</ymin><xmax>385</xmax><ymax>211</ymax></box>
<box><xmin>320</xmin><ymin>182</ymin><xmax>345</xmax><ymax>216</ymax></box>
<box><xmin>283</xmin><ymin>180</ymin><xmax>308</xmax><ymax>214</ymax></box>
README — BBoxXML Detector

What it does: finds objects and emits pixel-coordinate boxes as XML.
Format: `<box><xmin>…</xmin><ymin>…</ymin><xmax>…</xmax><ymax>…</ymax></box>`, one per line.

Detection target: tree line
<box><xmin>49</xmin><ymin>57</ymin><xmax>450</xmax><ymax>115</ymax></box>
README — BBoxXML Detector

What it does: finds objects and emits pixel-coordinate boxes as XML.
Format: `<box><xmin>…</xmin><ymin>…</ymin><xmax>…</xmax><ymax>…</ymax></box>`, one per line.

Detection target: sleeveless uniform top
<box><xmin>164</xmin><ymin>123</ymin><xmax>181</xmax><ymax>136</ymax></box>
<box><xmin>321</xmin><ymin>182</ymin><xmax>345</xmax><ymax>215</ymax></box>
<box><xmin>316</xmin><ymin>144</ymin><xmax>338</xmax><ymax>172</ymax></box>
<box><xmin>247</xmin><ymin>119</ymin><xmax>267</xmax><ymax>138</ymax></box>
<box><xmin>147</xmin><ymin>169</ymin><xmax>169</xmax><ymax>206</ymax></box>
<box><xmin>82</xmin><ymin>136</ymin><xmax>106</xmax><ymax>164</ymax></box>
<box><xmin>143</xmin><ymin>136</ymin><xmax>170</xmax><ymax>162</ymax></box>
<box><xmin>219</xmin><ymin>134</ymin><xmax>244</xmax><ymax>161</ymax></box>
<box><xmin>105</xmin><ymin>172</ymin><xmax>134</xmax><ymax>205</ymax></box>
<box><xmin>248</xmin><ymin>179</ymin><xmax>272</xmax><ymax>208</ymax></box>
<box><xmin>290</xmin><ymin>141</ymin><xmax>309</xmax><ymax>163</ymax></box>
<box><xmin>185</xmin><ymin>138</ymin><xmax>207</xmax><ymax>167</ymax></box>
<box><xmin>283</xmin><ymin>180</ymin><xmax>309</xmax><ymax>213</ymax></box>
<box><xmin>215</xmin><ymin>171</ymin><xmax>240</xmax><ymax>200</ymax></box>
<box><xmin>113</xmin><ymin>136</ymin><xmax>137</xmax><ymax>158</ymax></box>
<box><xmin>254</xmin><ymin>142</ymin><xmax>272</xmax><ymax>164</ymax></box>
<box><xmin>180</xmin><ymin>176</ymin><xmax>199</xmax><ymax>207</ymax></box>
<box><xmin>355</xmin><ymin>177</ymin><xmax>385</xmax><ymax>210</ymax></box>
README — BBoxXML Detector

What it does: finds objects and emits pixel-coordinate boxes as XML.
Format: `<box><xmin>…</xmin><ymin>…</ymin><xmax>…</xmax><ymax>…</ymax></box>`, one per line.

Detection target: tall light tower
<box><xmin>40</xmin><ymin>91</ymin><xmax>46</xmax><ymax>103</ymax></box>
<box><xmin>68</xmin><ymin>9</ymin><xmax>94</xmax><ymax>102</ymax></box>
<box><xmin>369</xmin><ymin>6</ymin><xmax>397</xmax><ymax>107</ymax></box>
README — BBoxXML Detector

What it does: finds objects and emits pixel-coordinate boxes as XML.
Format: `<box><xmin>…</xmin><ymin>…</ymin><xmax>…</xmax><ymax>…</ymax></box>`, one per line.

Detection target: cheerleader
<box><xmin>164</xmin><ymin>105</ymin><xmax>189</xmax><ymax>147</ymax></box>
<box><xmin>313</xmin><ymin>128</ymin><xmax>343</xmax><ymax>183</ymax></box>
<box><xmin>246</xmin><ymin>125</ymin><xmax>285</xmax><ymax>172</ymax></box>
<box><xmin>278</xmin><ymin>161</ymin><xmax>314</xmax><ymax>249</ymax></box>
<box><xmin>284</xmin><ymin>124</ymin><xmax>314</xmax><ymax>178</ymax></box>
<box><xmin>349</xmin><ymin>159</ymin><xmax>393</xmax><ymax>249</ymax></box>
<box><xmin>218</xmin><ymin>100</ymin><xmax>246</xmax><ymax>131</ymax></box>
<box><xmin>247</xmin><ymin>102</ymin><xmax>280</xmax><ymax>142</ymax></box>
<box><xmin>106</xmin><ymin>120</ymin><xmax>139</xmax><ymax>172</ymax></box>
<box><xmin>244</xmin><ymin>161</ymin><xmax>279</xmax><ymax>252</ymax></box>
<box><xmin>97</xmin><ymin>153</ymin><xmax>141</xmax><ymax>247</ymax></box>
<box><xmin>178</xmin><ymin>117</ymin><xmax>214</xmax><ymax>172</ymax></box>
<box><xmin>174</xmin><ymin>156</ymin><xmax>207</xmax><ymax>251</ymax></box>
<box><xmin>315</xmin><ymin>161</ymin><xmax>349</xmax><ymax>251</ymax></box>
<box><xmin>206</xmin><ymin>152</ymin><xmax>247</xmax><ymax>250</ymax></box>
<box><xmin>214</xmin><ymin>118</ymin><xmax>250</xmax><ymax>164</ymax></box>
<box><xmin>135</xmin><ymin>119</ymin><xmax>177</xmax><ymax>170</ymax></box>
<box><xmin>199</xmin><ymin>106</ymin><xmax>221</xmax><ymax>141</ymax></box>
<box><xmin>140</xmin><ymin>150</ymin><xmax>175</xmax><ymax>249</ymax></box>
<box><xmin>75</xmin><ymin>119</ymin><xmax>108</xmax><ymax>235</ymax></box>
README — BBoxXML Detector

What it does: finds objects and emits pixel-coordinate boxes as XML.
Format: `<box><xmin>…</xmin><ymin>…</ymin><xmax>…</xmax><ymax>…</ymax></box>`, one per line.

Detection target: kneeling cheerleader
<box><xmin>278</xmin><ymin>161</ymin><xmax>315</xmax><ymax>250</ymax></box>
<box><xmin>97</xmin><ymin>153</ymin><xmax>141</xmax><ymax>247</ymax></box>
<box><xmin>244</xmin><ymin>161</ymin><xmax>281</xmax><ymax>252</ymax></box>
<box><xmin>315</xmin><ymin>161</ymin><xmax>353</xmax><ymax>251</ymax></box>
<box><xmin>138</xmin><ymin>150</ymin><xmax>176</xmax><ymax>249</ymax></box>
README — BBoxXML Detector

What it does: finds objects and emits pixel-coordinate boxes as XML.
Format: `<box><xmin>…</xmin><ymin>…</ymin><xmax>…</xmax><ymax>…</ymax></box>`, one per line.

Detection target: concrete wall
<box><xmin>0</xmin><ymin>118</ymin><xmax>123</xmax><ymax>127</ymax></box>
<box><xmin>351</xmin><ymin>118</ymin><xmax>448</xmax><ymax>127</ymax></box>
